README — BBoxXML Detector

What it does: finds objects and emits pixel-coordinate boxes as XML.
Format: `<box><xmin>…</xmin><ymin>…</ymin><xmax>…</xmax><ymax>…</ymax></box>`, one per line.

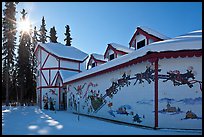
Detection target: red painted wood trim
<box><xmin>104</xmin><ymin>44</ymin><xmax>111</xmax><ymax>59</ymax></box>
<box><xmin>154</xmin><ymin>58</ymin><xmax>159</xmax><ymax>128</ymax></box>
<box><xmin>59</xmin><ymin>83</ymin><xmax>60</xmax><ymax>110</ymax></box>
<box><xmin>40</xmin><ymin>48</ymin><xmax>42</xmax><ymax>87</ymax></box>
<box><xmin>37</xmin><ymin>85</ymin><xmax>61</xmax><ymax>89</ymax></box>
<box><xmin>87</xmin><ymin>55</ymin><xmax>94</xmax><ymax>67</ymax></box>
<box><xmin>129</xmin><ymin>27</ymin><xmax>163</xmax><ymax>48</ymax></box>
<box><xmin>49</xmin><ymin>70</ymin><xmax>51</xmax><ymax>85</ymax></box>
<box><xmin>41</xmin><ymin>54</ymin><xmax>50</xmax><ymax>68</ymax></box>
<box><xmin>58</xmin><ymin>59</ymin><xmax>60</xmax><ymax>69</ymax></box>
<box><xmin>51</xmin><ymin>71</ymin><xmax>59</xmax><ymax>86</ymax></box>
<box><xmin>41</xmin><ymin>70</ymin><xmax>49</xmax><ymax>86</ymax></box>
<box><xmin>41</xmin><ymin>67</ymin><xmax>81</xmax><ymax>72</ymax></box>
<box><xmin>87</xmin><ymin>55</ymin><xmax>107</xmax><ymax>68</ymax></box>
<box><xmin>64</xmin><ymin>50</ymin><xmax>202</xmax><ymax>85</ymax></box>
<box><xmin>147</xmin><ymin>38</ymin><xmax>149</xmax><ymax>45</ymax></box>
<box><xmin>104</xmin><ymin>44</ymin><xmax>129</xmax><ymax>59</ymax></box>
<box><xmin>115</xmin><ymin>50</ymin><xmax>128</xmax><ymax>55</ymax></box>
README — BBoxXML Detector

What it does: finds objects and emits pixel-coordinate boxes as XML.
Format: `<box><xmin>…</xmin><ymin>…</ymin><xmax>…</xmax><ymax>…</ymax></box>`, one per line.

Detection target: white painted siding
<box><xmin>60</xmin><ymin>60</ymin><xmax>78</xmax><ymax>70</ymax></box>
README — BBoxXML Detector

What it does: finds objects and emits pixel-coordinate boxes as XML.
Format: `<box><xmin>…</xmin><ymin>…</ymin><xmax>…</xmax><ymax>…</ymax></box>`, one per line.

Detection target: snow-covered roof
<box><xmin>138</xmin><ymin>26</ymin><xmax>170</xmax><ymax>40</ymax></box>
<box><xmin>91</xmin><ymin>53</ymin><xmax>108</xmax><ymax>62</ymax></box>
<box><xmin>64</xmin><ymin>30</ymin><xmax>202</xmax><ymax>84</ymax></box>
<box><xmin>36</xmin><ymin>42</ymin><xmax>88</xmax><ymax>62</ymax></box>
<box><xmin>59</xmin><ymin>70</ymin><xmax>79</xmax><ymax>82</ymax></box>
<box><xmin>109</xmin><ymin>43</ymin><xmax>135</xmax><ymax>53</ymax></box>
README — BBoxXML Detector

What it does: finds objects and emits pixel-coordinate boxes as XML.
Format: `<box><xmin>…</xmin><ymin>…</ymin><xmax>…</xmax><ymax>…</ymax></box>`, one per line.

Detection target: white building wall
<box><xmin>43</xmin><ymin>55</ymin><xmax>58</xmax><ymax>68</ymax></box>
<box><xmin>66</xmin><ymin>56</ymin><xmax>202</xmax><ymax>129</ymax></box>
<box><xmin>60</xmin><ymin>60</ymin><xmax>79</xmax><ymax>70</ymax></box>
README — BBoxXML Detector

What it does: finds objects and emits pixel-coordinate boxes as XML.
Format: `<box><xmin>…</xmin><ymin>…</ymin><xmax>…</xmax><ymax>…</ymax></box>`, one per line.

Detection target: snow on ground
<box><xmin>2</xmin><ymin>106</ymin><xmax>202</xmax><ymax>135</ymax></box>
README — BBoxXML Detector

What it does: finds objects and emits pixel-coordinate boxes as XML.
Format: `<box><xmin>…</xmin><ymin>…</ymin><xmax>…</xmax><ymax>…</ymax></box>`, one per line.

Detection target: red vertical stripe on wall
<box><xmin>40</xmin><ymin>88</ymin><xmax>42</xmax><ymax>109</ymax></box>
<box><xmin>59</xmin><ymin>83</ymin><xmax>60</xmax><ymax>110</ymax></box>
<box><xmin>49</xmin><ymin>70</ymin><xmax>51</xmax><ymax>85</ymax></box>
<box><xmin>154</xmin><ymin>58</ymin><xmax>159</xmax><ymax>128</ymax></box>
<box><xmin>40</xmin><ymin>48</ymin><xmax>42</xmax><ymax>109</ymax></box>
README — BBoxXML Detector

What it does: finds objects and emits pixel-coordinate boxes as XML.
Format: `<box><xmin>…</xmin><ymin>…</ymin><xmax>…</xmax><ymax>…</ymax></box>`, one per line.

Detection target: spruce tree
<box><xmin>64</xmin><ymin>25</ymin><xmax>72</xmax><ymax>46</ymax></box>
<box><xmin>2</xmin><ymin>2</ymin><xmax>18</xmax><ymax>105</ymax></box>
<box><xmin>30</xmin><ymin>26</ymin><xmax>38</xmax><ymax>102</ymax></box>
<box><xmin>49</xmin><ymin>26</ymin><xmax>58</xmax><ymax>43</ymax></box>
<box><xmin>39</xmin><ymin>16</ymin><xmax>47</xmax><ymax>43</ymax></box>
<box><xmin>17</xmin><ymin>9</ymin><xmax>33</xmax><ymax>104</ymax></box>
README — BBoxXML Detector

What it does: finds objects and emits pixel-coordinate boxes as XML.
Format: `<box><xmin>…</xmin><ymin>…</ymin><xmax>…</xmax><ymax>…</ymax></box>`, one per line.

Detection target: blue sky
<box><xmin>3</xmin><ymin>2</ymin><xmax>202</xmax><ymax>55</ymax></box>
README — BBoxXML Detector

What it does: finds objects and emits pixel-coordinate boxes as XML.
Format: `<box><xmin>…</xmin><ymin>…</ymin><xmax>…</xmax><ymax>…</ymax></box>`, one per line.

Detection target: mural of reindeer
<box><xmin>106</xmin><ymin>82</ymin><xmax>119</xmax><ymax>98</ymax></box>
<box><xmin>133</xmin><ymin>65</ymin><xmax>160</xmax><ymax>85</ymax></box>
<box><xmin>117</xmin><ymin>73</ymin><xmax>131</xmax><ymax>90</ymax></box>
<box><xmin>162</xmin><ymin>70</ymin><xmax>195</xmax><ymax>88</ymax></box>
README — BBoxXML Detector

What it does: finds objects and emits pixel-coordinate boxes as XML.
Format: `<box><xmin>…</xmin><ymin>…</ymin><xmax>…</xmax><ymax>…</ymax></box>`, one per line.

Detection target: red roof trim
<box><xmin>40</xmin><ymin>67</ymin><xmax>81</xmax><ymax>72</ymax></box>
<box><xmin>129</xmin><ymin>27</ymin><xmax>163</xmax><ymax>48</ymax></box>
<box><xmin>64</xmin><ymin>49</ymin><xmax>202</xmax><ymax>85</ymax></box>
<box><xmin>104</xmin><ymin>44</ymin><xmax>129</xmax><ymax>59</ymax></box>
<box><xmin>37</xmin><ymin>85</ymin><xmax>61</xmax><ymax>89</ymax></box>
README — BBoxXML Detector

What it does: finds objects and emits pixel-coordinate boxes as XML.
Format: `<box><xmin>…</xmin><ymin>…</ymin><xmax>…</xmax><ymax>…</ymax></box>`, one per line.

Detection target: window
<box><xmin>91</xmin><ymin>62</ymin><xmax>96</xmax><ymax>68</ymax></box>
<box><xmin>109</xmin><ymin>54</ymin><xmax>115</xmax><ymax>60</ymax></box>
<box><xmin>137</xmin><ymin>39</ymin><xmax>145</xmax><ymax>49</ymax></box>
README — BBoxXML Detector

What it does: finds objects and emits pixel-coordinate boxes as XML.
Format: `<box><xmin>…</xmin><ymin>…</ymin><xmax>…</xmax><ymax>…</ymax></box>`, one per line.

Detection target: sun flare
<box><xmin>17</xmin><ymin>19</ymin><xmax>32</xmax><ymax>33</ymax></box>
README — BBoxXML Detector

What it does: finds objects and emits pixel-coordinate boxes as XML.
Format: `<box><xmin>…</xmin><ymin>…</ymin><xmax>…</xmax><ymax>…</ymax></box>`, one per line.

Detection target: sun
<box><xmin>17</xmin><ymin>19</ymin><xmax>32</xmax><ymax>34</ymax></box>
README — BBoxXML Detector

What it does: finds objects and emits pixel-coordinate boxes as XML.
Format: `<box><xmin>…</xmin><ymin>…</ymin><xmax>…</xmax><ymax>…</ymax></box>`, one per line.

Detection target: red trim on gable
<box><xmin>58</xmin><ymin>83</ymin><xmax>61</xmax><ymax>110</ymax></box>
<box><xmin>87</xmin><ymin>55</ymin><xmax>107</xmax><ymax>68</ymax></box>
<box><xmin>49</xmin><ymin>70</ymin><xmax>51</xmax><ymax>85</ymax></box>
<box><xmin>41</xmin><ymin>70</ymin><xmax>49</xmax><ymax>86</ymax></box>
<box><xmin>51</xmin><ymin>71</ymin><xmax>59</xmax><ymax>86</ymax></box>
<box><xmin>129</xmin><ymin>27</ymin><xmax>164</xmax><ymax>48</ymax></box>
<box><xmin>104</xmin><ymin>44</ymin><xmax>129</xmax><ymax>60</ymax></box>
<box><xmin>58</xmin><ymin>58</ymin><xmax>60</xmax><ymax>69</ymax></box>
<box><xmin>64</xmin><ymin>50</ymin><xmax>202</xmax><ymax>85</ymax></box>
<box><xmin>40</xmin><ymin>67</ymin><xmax>81</xmax><ymax>72</ymax></box>
<box><xmin>115</xmin><ymin>50</ymin><xmax>128</xmax><ymax>55</ymax></box>
<box><xmin>104</xmin><ymin>44</ymin><xmax>112</xmax><ymax>59</ymax></box>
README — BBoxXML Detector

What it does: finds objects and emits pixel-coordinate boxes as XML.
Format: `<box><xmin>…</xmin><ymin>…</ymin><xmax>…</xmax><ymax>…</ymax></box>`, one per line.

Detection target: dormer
<box><xmin>87</xmin><ymin>53</ymin><xmax>107</xmax><ymax>69</ymax></box>
<box><xmin>104</xmin><ymin>43</ymin><xmax>134</xmax><ymax>61</ymax></box>
<box><xmin>129</xmin><ymin>26</ymin><xmax>169</xmax><ymax>50</ymax></box>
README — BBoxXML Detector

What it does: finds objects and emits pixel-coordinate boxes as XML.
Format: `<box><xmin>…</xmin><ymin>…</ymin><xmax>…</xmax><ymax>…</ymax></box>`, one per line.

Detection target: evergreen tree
<box><xmin>64</xmin><ymin>25</ymin><xmax>72</xmax><ymax>46</ymax></box>
<box><xmin>39</xmin><ymin>16</ymin><xmax>47</xmax><ymax>43</ymax></box>
<box><xmin>17</xmin><ymin>9</ymin><xmax>33</xmax><ymax>104</ymax></box>
<box><xmin>49</xmin><ymin>26</ymin><xmax>58</xmax><ymax>43</ymax></box>
<box><xmin>30</xmin><ymin>26</ymin><xmax>38</xmax><ymax>102</ymax></box>
<box><xmin>2</xmin><ymin>2</ymin><xmax>18</xmax><ymax>105</ymax></box>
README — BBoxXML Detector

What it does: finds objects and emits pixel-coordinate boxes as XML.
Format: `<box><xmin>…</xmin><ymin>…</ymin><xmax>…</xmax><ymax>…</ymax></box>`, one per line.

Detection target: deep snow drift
<box><xmin>2</xmin><ymin>106</ymin><xmax>202</xmax><ymax>135</ymax></box>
